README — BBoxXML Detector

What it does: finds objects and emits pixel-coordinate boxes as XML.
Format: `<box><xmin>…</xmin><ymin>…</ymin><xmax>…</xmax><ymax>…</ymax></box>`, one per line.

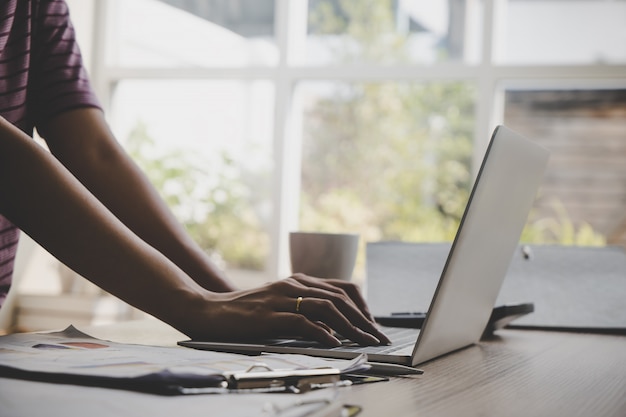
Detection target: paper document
<box><xmin>0</xmin><ymin>325</ymin><xmax>368</xmax><ymax>395</ymax></box>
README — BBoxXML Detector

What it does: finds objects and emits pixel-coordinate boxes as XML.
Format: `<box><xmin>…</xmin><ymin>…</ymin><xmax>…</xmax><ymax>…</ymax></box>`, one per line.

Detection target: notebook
<box><xmin>179</xmin><ymin>125</ymin><xmax>550</xmax><ymax>367</ymax></box>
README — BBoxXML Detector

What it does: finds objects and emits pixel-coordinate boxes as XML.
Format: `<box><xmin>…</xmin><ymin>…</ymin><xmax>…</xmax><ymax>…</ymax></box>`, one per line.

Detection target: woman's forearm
<box><xmin>1</xmin><ymin>113</ymin><xmax>390</xmax><ymax>346</ymax></box>
<box><xmin>39</xmin><ymin>109</ymin><xmax>237</xmax><ymax>293</ymax></box>
<box><xmin>0</xmin><ymin>117</ymin><xmax>210</xmax><ymax>330</ymax></box>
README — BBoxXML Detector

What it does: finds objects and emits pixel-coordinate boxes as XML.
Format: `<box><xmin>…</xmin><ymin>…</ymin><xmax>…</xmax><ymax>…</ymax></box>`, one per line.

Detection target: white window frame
<box><xmin>84</xmin><ymin>0</ymin><xmax>626</xmax><ymax>280</ymax></box>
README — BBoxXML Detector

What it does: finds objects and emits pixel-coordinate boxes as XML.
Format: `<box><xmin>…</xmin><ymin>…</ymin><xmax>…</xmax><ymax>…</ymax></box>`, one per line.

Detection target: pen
<box><xmin>264</xmin><ymin>396</ymin><xmax>352</xmax><ymax>417</ymax></box>
<box><xmin>303</xmin><ymin>398</ymin><xmax>346</xmax><ymax>417</ymax></box>
<box><xmin>390</xmin><ymin>312</ymin><xmax>425</xmax><ymax>316</ymax></box>
<box><xmin>366</xmin><ymin>362</ymin><xmax>424</xmax><ymax>375</ymax></box>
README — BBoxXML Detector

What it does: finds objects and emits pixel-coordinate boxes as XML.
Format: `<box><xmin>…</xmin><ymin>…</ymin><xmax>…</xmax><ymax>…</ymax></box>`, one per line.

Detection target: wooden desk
<box><xmin>1</xmin><ymin>319</ymin><xmax>625</xmax><ymax>417</ymax></box>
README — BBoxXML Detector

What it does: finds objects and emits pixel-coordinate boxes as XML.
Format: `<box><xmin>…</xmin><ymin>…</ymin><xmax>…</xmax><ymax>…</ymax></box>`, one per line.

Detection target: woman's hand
<box><xmin>182</xmin><ymin>274</ymin><xmax>391</xmax><ymax>347</ymax></box>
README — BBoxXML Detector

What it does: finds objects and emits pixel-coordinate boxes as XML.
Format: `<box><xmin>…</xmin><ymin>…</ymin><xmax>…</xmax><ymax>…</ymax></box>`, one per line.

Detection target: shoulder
<box><xmin>33</xmin><ymin>0</ymin><xmax>72</xmax><ymax>35</ymax></box>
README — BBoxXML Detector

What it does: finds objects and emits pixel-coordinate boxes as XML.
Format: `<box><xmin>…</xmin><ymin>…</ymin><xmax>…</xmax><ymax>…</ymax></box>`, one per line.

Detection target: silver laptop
<box><xmin>179</xmin><ymin>125</ymin><xmax>550</xmax><ymax>367</ymax></box>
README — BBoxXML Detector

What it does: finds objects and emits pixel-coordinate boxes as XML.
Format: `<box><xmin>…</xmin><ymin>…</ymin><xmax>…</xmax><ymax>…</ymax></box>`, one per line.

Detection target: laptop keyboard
<box><xmin>269</xmin><ymin>326</ymin><xmax>419</xmax><ymax>355</ymax></box>
<box><xmin>332</xmin><ymin>326</ymin><xmax>419</xmax><ymax>354</ymax></box>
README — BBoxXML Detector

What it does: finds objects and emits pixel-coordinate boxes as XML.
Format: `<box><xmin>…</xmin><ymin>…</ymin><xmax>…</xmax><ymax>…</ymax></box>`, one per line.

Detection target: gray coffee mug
<box><xmin>289</xmin><ymin>232</ymin><xmax>359</xmax><ymax>280</ymax></box>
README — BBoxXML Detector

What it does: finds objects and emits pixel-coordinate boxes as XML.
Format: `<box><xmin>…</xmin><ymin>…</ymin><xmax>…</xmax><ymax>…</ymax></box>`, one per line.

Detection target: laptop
<box><xmin>179</xmin><ymin>125</ymin><xmax>550</xmax><ymax>367</ymax></box>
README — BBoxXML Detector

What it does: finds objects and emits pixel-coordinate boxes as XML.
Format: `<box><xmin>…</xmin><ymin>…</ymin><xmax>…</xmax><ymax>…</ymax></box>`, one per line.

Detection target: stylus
<box><xmin>366</xmin><ymin>361</ymin><xmax>424</xmax><ymax>375</ymax></box>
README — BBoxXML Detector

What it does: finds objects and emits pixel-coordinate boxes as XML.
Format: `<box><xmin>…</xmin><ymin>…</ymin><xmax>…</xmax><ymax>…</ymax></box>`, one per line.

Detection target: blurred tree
<box><xmin>302</xmin><ymin>0</ymin><xmax>603</xmax><ymax>247</ymax></box>
<box><xmin>126</xmin><ymin>122</ymin><xmax>269</xmax><ymax>270</ymax></box>
<box><xmin>301</xmin><ymin>0</ymin><xmax>474</xmax><ymax>244</ymax></box>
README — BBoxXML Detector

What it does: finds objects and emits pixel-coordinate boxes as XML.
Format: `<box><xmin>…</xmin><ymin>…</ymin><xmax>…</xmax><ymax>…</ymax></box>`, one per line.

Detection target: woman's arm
<box><xmin>1</xmin><ymin>113</ymin><xmax>390</xmax><ymax>345</ymax></box>
<box><xmin>38</xmin><ymin>108</ymin><xmax>236</xmax><ymax>293</ymax></box>
<box><xmin>0</xmin><ymin>116</ymin><xmax>207</xmax><ymax>329</ymax></box>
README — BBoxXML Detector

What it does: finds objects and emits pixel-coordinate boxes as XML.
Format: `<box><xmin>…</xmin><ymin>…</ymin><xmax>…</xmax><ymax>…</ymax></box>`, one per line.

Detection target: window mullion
<box><xmin>269</xmin><ymin>0</ymin><xmax>308</xmax><ymax>279</ymax></box>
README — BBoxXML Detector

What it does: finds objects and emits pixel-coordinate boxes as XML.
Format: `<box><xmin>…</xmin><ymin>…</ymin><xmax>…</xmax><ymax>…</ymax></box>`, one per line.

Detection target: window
<box><xmin>504</xmin><ymin>88</ymin><xmax>626</xmax><ymax>246</ymax></box>
<box><xmin>105</xmin><ymin>0</ymin><xmax>278</xmax><ymax>68</ymax></box>
<box><xmin>90</xmin><ymin>0</ymin><xmax>626</xmax><ymax>287</ymax></box>
<box><xmin>297</xmin><ymin>80</ymin><xmax>475</xmax><ymax>247</ymax></box>
<box><xmin>494</xmin><ymin>0</ymin><xmax>626</xmax><ymax>65</ymax></box>
<box><xmin>111</xmin><ymin>79</ymin><xmax>274</xmax><ymax>271</ymax></box>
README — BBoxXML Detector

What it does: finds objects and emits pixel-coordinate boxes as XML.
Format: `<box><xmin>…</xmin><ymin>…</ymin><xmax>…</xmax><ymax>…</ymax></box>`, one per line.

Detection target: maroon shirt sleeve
<box><xmin>0</xmin><ymin>0</ymin><xmax>102</xmax><ymax>308</ymax></box>
<box><xmin>29</xmin><ymin>0</ymin><xmax>101</xmax><ymax>129</ymax></box>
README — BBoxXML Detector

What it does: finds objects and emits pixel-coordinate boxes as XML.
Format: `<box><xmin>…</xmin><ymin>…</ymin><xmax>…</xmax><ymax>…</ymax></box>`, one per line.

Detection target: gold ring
<box><xmin>295</xmin><ymin>296</ymin><xmax>303</xmax><ymax>313</ymax></box>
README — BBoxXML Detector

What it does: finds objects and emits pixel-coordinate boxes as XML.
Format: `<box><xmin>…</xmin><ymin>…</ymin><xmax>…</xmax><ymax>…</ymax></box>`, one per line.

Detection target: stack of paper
<box><xmin>0</xmin><ymin>326</ymin><xmax>368</xmax><ymax>395</ymax></box>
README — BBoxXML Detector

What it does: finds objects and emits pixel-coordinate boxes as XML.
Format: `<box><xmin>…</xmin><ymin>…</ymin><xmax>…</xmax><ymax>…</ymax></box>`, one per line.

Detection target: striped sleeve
<box><xmin>0</xmin><ymin>1</ymin><xmax>31</xmax><ymax>131</ymax></box>
<box><xmin>29</xmin><ymin>0</ymin><xmax>101</xmax><ymax>128</ymax></box>
<box><xmin>0</xmin><ymin>219</ymin><xmax>19</xmax><ymax>307</ymax></box>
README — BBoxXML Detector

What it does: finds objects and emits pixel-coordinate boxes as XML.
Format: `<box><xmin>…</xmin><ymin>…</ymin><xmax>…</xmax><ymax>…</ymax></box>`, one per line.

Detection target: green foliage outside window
<box><xmin>125</xmin><ymin>122</ymin><xmax>269</xmax><ymax>270</ymax></box>
<box><xmin>123</xmin><ymin>0</ymin><xmax>604</xmax><ymax>275</ymax></box>
<box><xmin>301</xmin><ymin>0</ymin><xmax>605</xmax><ymax>248</ymax></box>
<box><xmin>302</xmin><ymin>0</ymin><xmax>474</xmax><ymax>244</ymax></box>
<box><xmin>300</xmin><ymin>81</ymin><xmax>474</xmax><ymax>246</ymax></box>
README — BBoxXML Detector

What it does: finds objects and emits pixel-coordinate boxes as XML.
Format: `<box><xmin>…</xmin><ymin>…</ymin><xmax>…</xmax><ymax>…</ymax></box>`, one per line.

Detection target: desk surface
<box><xmin>1</xmin><ymin>319</ymin><xmax>625</xmax><ymax>417</ymax></box>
